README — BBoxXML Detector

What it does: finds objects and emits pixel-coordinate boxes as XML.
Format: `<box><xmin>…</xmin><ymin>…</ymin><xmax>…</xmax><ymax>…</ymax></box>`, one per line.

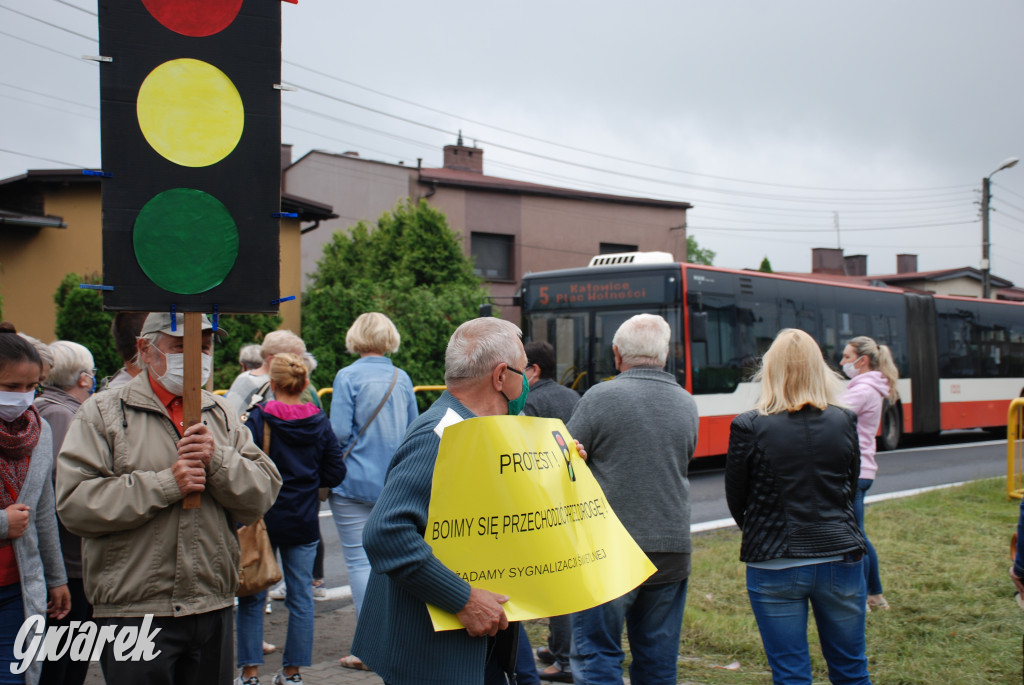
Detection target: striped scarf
<box><xmin>0</xmin><ymin>405</ymin><xmax>39</xmax><ymax>510</ymax></box>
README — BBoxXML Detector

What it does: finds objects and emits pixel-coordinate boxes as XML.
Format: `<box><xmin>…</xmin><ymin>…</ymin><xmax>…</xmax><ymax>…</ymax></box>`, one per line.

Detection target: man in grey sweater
<box><xmin>567</xmin><ymin>314</ymin><xmax>699</xmax><ymax>685</ymax></box>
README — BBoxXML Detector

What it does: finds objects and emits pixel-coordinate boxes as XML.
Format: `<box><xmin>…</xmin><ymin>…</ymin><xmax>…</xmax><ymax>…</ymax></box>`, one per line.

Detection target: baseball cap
<box><xmin>139</xmin><ymin>312</ymin><xmax>228</xmax><ymax>338</ymax></box>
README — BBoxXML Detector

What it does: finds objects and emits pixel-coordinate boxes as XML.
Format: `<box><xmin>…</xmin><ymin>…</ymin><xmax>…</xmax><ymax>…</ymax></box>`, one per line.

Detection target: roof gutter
<box><xmin>0</xmin><ymin>215</ymin><xmax>66</xmax><ymax>229</ymax></box>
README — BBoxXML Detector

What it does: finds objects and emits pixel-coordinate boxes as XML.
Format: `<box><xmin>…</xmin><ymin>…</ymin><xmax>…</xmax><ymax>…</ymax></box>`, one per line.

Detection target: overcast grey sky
<box><xmin>2</xmin><ymin>0</ymin><xmax>1023</xmax><ymax>279</ymax></box>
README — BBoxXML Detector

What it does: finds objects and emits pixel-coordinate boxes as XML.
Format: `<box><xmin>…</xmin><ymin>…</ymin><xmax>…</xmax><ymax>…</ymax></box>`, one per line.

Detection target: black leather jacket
<box><xmin>725</xmin><ymin>405</ymin><xmax>866</xmax><ymax>562</ymax></box>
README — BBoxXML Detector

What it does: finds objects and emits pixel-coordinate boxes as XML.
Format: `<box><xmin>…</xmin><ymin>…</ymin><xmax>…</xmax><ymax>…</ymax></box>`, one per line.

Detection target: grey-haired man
<box><xmin>57</xmin><ymin>312</ymin><xmax>281</xmax><ymax>685</ymax></box>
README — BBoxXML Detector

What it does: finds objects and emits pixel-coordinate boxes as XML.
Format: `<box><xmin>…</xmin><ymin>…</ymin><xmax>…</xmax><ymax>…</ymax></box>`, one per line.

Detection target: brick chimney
<box><xmin>844</xmin><ymin>254</ymin><xmax>867</xmax><ymax>276</ymax></box>
<box><xmin>443</xmin><ymin>132</ymin><xmax>483</xmax><ymax>173</ymax></box>
<box><xmin>897</xmin><ymin>253</ymin><xmax>918</xmax><ymax>274</ymax></box>
<box><xmin>812</xmin><ymin>247</ymin><xmax>845</xmax><ymax>275</ymax></box>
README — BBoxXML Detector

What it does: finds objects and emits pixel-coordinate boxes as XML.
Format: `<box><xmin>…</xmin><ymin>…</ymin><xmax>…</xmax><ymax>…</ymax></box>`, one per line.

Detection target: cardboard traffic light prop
<box><xmin>99</xmin><ymin>0</ymin><xmax>282</xmax><ymax>312</ymax></box>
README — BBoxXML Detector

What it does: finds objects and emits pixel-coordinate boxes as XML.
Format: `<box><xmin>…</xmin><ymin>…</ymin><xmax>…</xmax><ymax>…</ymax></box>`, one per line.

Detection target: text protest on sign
<box><xmin>424</xmin><ymin>415</ymin><xmax>655</xmax><ymax>631</ymax></box>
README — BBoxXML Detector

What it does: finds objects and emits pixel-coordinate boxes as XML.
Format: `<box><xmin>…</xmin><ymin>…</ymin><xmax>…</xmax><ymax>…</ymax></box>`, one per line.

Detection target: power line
<box><xmin>0</xmin><ymin>4</ymin><xmax>95</xmax><ymax>41</ymax></box>
<box><xmin>0</xmin><ymin>91</ymin><xmax>98</xmax><ymax>120</ymax></box>
<box><xmin>290</xmin><ymin>78</ymin><xmax>974</xmax><ymax>205</ymax></box>
<box><xmin>286</xmin><ymin>104</ymin><xmax>974</xmax><ymax>227</ymax></box>
<box><xmin>0</xmin><ymin>80</ymin><xmax>97</xmax><ymax>110</ymax></box>
<box><xmin>5</xmin><ymin>3</ymin><xmax>995</xmax><ymax>249</ymax></box>
<box><xmin>9</xmin><ymin>5</ymin><xmax>974</xmax><ymax>198</ymax></box>
<box><xmin>995</xmin><ymin>183</ymin><xmax>1024</xmax><ymax>203</ymax></box>
<box><xmin>486</xmin><ymin>157</ymin><xmax>973</xmax><ymax>217</ymax></box>
<box><xmin>0</xmin><ymin>28</ymin><xmax>91</xmax><ymax>62</ymax></box>
<box><xmin>8</xmin><ymin>7</ymin><xmax>984</xmax><ymax>208</ymax></box>
<box><xmin>283</xmin><ymin>124</ymin><xmax>418</xmax><ymax>165</ymax></box>
<box><xmin>284</xmin><ymin>59</ymin><xmax>973</xmax><ymax>194</ymax></box>
<box><xmin>0</xmin><ymin>147</ymin><xmax>88</xmax><ymax>167</ymax></box>
<box><xmin>690</xmin><ymin>219</ymin><xmax>977</xmax><ymax>234</ymax></box>
<box><xmin>283</xmin><ymin>102</ymin><xmax>446</xmax><ymax>154</ymax></box>
<box><xmin>996</xmin><ymin>197</ymin><xmax>1024</xmax><ymax>217</ymax></box>
<box><xmin>50</xmin><ymin>0</ymin><xmax>95</xmax><ymax>16</ymax></box>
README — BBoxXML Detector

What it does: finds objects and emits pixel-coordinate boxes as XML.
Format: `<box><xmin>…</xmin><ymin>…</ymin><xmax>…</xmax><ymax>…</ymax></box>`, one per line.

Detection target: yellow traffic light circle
<box><xmin>137</xmin><ymin>58</ymin><xmax>244</xmax><ymax>168</ymax></box>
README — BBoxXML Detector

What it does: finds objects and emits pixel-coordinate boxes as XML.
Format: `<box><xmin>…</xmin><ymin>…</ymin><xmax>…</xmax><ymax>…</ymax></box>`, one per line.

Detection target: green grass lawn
<box><xmin>528</xmin><ymin>478</ymin><xmax>1024</xmax><ymax>683</ymax></box>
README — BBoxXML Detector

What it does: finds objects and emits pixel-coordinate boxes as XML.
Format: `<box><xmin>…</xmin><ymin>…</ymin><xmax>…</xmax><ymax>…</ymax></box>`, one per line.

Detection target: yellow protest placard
<box><xmin>424</xmin><ymin>415</ymin><xmax>656</xmax><ymax>631</ymax></box>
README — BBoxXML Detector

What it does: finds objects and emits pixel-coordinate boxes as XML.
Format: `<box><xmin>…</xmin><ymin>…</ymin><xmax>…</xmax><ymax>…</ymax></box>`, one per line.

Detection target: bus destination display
<box><xmin>523</xmin><ymin>272</ymin><xmax>678</xmax><ymax>310</ymax></box>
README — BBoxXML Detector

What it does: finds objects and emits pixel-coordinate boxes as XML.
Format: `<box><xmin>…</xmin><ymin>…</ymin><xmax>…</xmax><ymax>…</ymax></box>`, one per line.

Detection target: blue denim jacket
<box><xmin>330</xmin><ymin>356</ymin><xmax>419</xmax><ymax>503</ymax></box>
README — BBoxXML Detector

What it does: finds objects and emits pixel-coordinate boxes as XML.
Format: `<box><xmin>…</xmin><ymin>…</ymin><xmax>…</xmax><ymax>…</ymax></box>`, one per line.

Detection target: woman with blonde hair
<box><xmin>236</xmin><ymin>354</ymin><xmax>346</xmax><ymax>685</ymax></box>
<box><xmin>840</xmin><ymin>336</ymin><xmax>899</xmax><ymax>612</ymax></box>
<box><xmin>329</xmin><ymin>313</ymin><xmax>418</xmax><ymax>672</ymax></box>
<box><xmin>726</xmin><ymin>329</ymin><xmax>871</xmax><ymax>684</ymax></box>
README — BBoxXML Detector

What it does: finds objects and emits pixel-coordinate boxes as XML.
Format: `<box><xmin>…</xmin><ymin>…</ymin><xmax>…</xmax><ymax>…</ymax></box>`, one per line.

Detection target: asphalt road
<box><xmin>314</xmin><ymin>429</ymin><xmax>1009</xmax><ymax>603</ymax></box>
<box><xmin>688</xmin><ymin>429</ymin><xmax>1007</xmax><ymax>526</ymax></box>
<box><xmin>82</xmin><ymin>429</ymin><xmax>1010</xmax><ymax>684</ymax></box>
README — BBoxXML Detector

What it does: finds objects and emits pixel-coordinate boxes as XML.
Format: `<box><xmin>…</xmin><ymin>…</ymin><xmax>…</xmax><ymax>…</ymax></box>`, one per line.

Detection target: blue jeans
<box><xmin>853</xmin><ymin>479</ymin><xmax>883</xmax><ymax>596</ymax></box>
<box><xmin>746</xmin><ymin>560</ymin><xmax>871</xmax><ymax>685</ymax></box>
<box><xmin>329</xmin><ymin>494</ymin><xmax>373</xmax><ymax>617</ymax></box>
<box><xmin>547</xmin><ymin>613</ymin><xmax>572</xmax><ymax>669</ymax></box>
<box><xmin>237</xmin><ymin>541</ymin><xmax>318</xmax><ymax>669</ymax></box>
<box><xmin>0</xmin><ymin>583</ymin><xmax>24</xmax><ymax>685</ymax></box>
<box><xmin>570</xmin><ymin>580</ymin><xmax>687</xmax><ymax>685</ymax></box>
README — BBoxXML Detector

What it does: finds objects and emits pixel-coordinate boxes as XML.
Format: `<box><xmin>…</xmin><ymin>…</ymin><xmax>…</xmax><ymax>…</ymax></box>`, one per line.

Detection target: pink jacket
<box><xmin>839</xmin><ymin>370</ymin><xmax>891</xmax><ymax>480</ymax></box>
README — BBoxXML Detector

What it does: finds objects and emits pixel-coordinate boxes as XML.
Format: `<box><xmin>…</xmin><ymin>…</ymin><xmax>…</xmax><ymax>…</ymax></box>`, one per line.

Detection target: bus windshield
<box><xmin>526</xmin><ymin>306</ymin><xmax>684</xmax><ymax>393</ymax></box>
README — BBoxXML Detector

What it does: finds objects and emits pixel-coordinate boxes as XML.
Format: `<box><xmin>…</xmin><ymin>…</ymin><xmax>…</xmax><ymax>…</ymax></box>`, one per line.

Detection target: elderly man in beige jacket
<box><xmin>56</xmin><ymin>312</ymin><xmax>282</xmax><ymax>685</ymax></box>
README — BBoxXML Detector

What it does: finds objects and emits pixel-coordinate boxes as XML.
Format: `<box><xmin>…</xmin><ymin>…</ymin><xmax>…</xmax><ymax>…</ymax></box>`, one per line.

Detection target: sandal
<box><xmin>867</xmin><ymin>594</ymin><xmax>890</xmax><ymax>611</ymax></box>
<box><xmin>539</xmin><ymin>663</ymin><xmax>574</xmax><ymax>682</ymax></box>
<box><xmin>339</xmin><ymin>655</ymin><xmax>370</xmax><ymax>671</ymax></box>
<box><xmin>535</xmin><ymin>646</ymin><xmax>556</xmax><ymax>665</ymax></box>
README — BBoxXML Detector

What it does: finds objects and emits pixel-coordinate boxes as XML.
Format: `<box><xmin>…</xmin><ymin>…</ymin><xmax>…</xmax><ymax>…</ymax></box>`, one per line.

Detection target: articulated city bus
<box><xmin>520</xmin><ymin>253</ymin><xmax>1024</xmax><ymax>458</ymax></box>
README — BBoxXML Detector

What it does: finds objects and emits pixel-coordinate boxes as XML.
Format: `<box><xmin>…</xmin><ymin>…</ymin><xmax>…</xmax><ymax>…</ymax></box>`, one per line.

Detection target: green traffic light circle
<box><xmin>133</xmin><ymin>188</ymin><xmax>239</xmax><ymax>294</ymax></box>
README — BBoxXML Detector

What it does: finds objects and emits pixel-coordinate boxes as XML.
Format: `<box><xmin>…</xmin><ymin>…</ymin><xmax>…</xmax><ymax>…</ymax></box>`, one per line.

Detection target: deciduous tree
<box><xmin>303</xmin><ymin>200</ymin><xmax>489</xmax><ymax>401</ymax></box>
<box><xmin>53</xmin><ymin>272</ymin><xmax>281</xmax><ymax>390</ymax></box>
<box><xmin>686</xmin><ymin>235</ymin><xmax>715</xmax><ymax>266</ymax></box>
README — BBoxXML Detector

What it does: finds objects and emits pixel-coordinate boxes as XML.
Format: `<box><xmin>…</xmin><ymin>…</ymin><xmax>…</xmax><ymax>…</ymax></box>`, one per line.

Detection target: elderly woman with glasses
<box><xmin>33</xmin><ymin>339</ymin><xmax>95</xmax><ymax>685</ymax></box>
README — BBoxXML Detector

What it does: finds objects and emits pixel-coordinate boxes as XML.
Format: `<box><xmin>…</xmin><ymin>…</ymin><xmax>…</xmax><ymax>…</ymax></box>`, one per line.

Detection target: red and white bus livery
<box><xmin>520</xmin><ymin>254</ymin><xmax>1024</xmax><ymax>458</ymax></box>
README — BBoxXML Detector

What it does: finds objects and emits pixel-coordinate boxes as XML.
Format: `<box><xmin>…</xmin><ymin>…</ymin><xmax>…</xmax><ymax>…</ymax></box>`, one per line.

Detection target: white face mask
<box><xmin>152</xmin><ymin>347</ymin><xmax>213</xmax><ymax>396</ymax></box>
<box><xmin>0</xmin><ymin>390</ymin><xmax>36</xmax><ymax>422</ymax></box>
<box><xmin>842</xmin><ymin>358</ymin><xmax>863</xmax><ymax>379</ymax></box>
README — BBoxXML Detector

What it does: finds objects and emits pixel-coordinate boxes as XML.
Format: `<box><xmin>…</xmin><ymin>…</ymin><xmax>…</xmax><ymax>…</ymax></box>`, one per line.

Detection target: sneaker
<box><xmin>312</xmin><ymin>579</ymin><xmax>327</xmax><ymax>598</ymax></box>
<box><xmin>273</xmin><ymin>672</ymin><xmax>303</xmax><ymax>685</ymax></box>
<box><xmin>268</xmin><ymin>582</ymin><xmax>286</xmax><ymax>601</ymax></box>
<box><xmin>235</xmin><ymin>676</ymin><xmax>260</xmax><ymax>685</ymax></box>
<box><xmin>262</xmin><ymin>641</ymin><xmax>276</xmax><ymax>655</ymax></box>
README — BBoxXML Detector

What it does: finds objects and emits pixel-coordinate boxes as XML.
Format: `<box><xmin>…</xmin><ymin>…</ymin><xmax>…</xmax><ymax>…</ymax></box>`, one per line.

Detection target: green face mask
<box><xmin>503</xmin><ymin>366</ymin><xmax>530</xmax><ymax>415</ymax></box>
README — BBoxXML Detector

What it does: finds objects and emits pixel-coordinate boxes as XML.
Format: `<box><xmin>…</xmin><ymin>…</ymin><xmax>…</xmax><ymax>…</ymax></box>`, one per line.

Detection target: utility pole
<box><xmin>981</xmin><ymin>176</ymin><xmax>991</xmax><ymax>299</ymax></box>
<box><xmin>981</xmin><ymin>157</ymin><xmax>1019</xmax><ymax>299</ymax></box>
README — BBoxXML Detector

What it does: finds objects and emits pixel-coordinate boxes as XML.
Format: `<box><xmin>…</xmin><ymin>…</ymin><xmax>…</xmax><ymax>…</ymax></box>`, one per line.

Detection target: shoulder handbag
<box><xmin>237</xmin><ymin>420</ymin><xmax>283</xmax><ymax>597</ymax></box>
<box><xmin>318</xmin><ymin>368</ymin><xmax>400</xmax><ymax>502</ymax></box>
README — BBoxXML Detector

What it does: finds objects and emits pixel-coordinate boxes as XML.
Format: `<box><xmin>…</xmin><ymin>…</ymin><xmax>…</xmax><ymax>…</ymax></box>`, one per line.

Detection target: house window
<box><xmin>600</xmin><ymin>242</ymin><xmax>638</xmax><ymax>254</ymax></box>
<box><xmin>471</xmin><ymin>232</ymin><xmax>514</xmax><ymax>280</ymax></box>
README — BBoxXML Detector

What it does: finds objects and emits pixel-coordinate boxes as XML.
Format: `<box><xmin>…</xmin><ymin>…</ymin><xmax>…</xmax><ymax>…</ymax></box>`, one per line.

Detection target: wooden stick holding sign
<box><xmin>182</xmin><ymin>311</ymin><xmax>204</xmax><ymax>510</ymax></box>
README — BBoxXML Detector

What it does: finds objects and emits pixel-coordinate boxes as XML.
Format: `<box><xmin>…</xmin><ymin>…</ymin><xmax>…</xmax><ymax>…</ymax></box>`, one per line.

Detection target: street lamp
<box><xmin>982</xmin><ymin>157</ymin><xmax>1019</xmax><ymax>299</ymax></box>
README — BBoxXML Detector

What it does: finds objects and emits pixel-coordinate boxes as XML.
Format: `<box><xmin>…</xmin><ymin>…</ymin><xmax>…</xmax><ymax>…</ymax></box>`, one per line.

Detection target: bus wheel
<box><xmin>878</xmin><ymin>401</ymin><xmax>902</xmax><ymax>451</ymax></box>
